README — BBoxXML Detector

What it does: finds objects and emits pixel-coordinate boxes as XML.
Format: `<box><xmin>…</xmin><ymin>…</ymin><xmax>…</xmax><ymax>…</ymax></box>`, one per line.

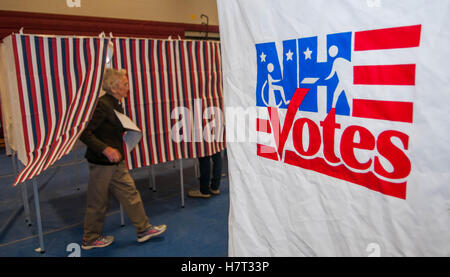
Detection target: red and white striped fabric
<box><xmin>351</xmin><ymin>25</ymin><xmax>421</xmax><ymax>123</ymax></box>
<box><xmin>8</xmin><ymin>34</ymin><xmax>109</xmax><ymax>186</ymax></box>
<box><xmin>112</xmin><ymin>38</ymin><xmax>225</xmax><ymax>169</ymax></box>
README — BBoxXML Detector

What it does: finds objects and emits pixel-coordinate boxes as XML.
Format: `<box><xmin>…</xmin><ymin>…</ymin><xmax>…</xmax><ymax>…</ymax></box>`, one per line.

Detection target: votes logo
<box><xmin>255</xmin><ymin>25</ymin><xmax>421</xmax><ymax>199</ymax></box>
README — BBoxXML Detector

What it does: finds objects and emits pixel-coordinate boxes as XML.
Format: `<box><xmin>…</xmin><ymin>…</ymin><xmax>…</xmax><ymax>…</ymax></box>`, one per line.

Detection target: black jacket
<box><xmin>80</xmin><ymin>93</ymin><xmax>125</xmax><ymax>165</ymax></box>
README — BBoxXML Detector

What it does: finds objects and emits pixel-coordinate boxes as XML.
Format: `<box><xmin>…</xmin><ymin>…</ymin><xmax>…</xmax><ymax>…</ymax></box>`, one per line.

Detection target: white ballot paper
<box><xmin>114</xmin><ymin>110</ymin><xmax>142</xmax><ymax>151</ymax></box>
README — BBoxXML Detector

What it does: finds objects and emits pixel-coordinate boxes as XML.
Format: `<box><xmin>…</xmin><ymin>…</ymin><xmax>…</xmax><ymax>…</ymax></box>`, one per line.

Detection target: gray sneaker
<box><xmin>137</xmin><ymin>225</ymin><xmax>167</xmax><ymax>243</ymax></box>
<box><xmin>81</xmin><ymin>235</ymin><xmax>114</xmax><ymax>250</ymax></box>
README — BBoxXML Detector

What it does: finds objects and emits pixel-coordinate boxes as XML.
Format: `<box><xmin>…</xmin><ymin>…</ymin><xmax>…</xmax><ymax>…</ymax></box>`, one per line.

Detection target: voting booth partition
<box><xmin>0</xmin><ymin>33</ymin><xmax>225</xmax><ymax>253</ymax></box>
<box><xmin>111</xmin><ymin>37</ymin><xmax>225</xmax><ymax>170</ymax></box>
<box><xmin>0</xmin><ymin>33</ymin><xmax>110</xmax><ymax>252</ymax></box>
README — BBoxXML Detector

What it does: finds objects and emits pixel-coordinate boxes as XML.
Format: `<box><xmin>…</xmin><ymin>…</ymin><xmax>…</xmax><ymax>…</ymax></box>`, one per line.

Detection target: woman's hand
<box><xmin>102</xmin><ymin>146</ymin><xmax>122</xmax><ymax>163</ymax></box>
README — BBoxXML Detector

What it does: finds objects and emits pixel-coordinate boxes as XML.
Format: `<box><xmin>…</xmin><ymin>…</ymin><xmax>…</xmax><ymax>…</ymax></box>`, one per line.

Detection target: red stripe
<box><xmin>180</xmin><ymin>41</ymin><xmax>195</xmax><ymax>159</ymax></box>
<box><xmin>25</xmin><ymin>36</ymin><xmax>42</xmax><ymax>149</ymax></box>
<box><xmin>18</xmin><ymin>36</ymin><xmax>48</xmax><ymax>182</ymax></box>
<box><xmin>203</xmin><ymin>42</ymin><xmax>213</xmax><ymax>155</ymax></box>
<box><xmin>138</xmin><ymin>39</ymin><xmax>149</xmax><ymax>167</ymax></box>
<box><xmin>167</xmin><ymin>41</ymin><xmax>178</xmax><ymax>160</ymax></box>
<box><xmin>39</xmin><ymin>37</ymin><xmax>64</xmax><ymax>174</ymax></box>
<box><xmin>132</xmin><ymin>39</ymin><xmax>146</xmax><ymax>168</ymax></box>
<box><xmin>38</xmin><ymin>37</ymin><xmax>52</xmax><ymax>143</ymax></box>
<box><xmin>18</xmin><ymin>36</ymin><xmax>46</xmax><ymax>185</ymax></box>
<box><xmin>65</xmin><ymin>38</ymin><xmax>103</xmax><ymax>158</ymax></box>
<box><xmin>127</xmin><ymin>39</ymin><xmax>138</xmax><ymax>169</ymax></box>
<box><xmin>196</xmin><ymin>42</ymin><xmax>206</xmax><ymax>157</ymax></box>
<box><xmin>209</xmin><ymin>43</ymin><xmax>218</xmax><ymax>146</ymax></box>
<box><xmin>75</xmin><ymin>38</ymin><xmax>82</xmax><ymax>85</ymax></box>
<box><xmin>150</xmin><ymin>40</ymin><xmax>163</xmax><ymax>164</ymax></box>
<box><xmin>141</xmin><ymin>40</ymin><xmax>155</xmax><ymax>165</ymax></box>
<box><xmin>70</xmin><ymin>39</ymin><xmax>91</xmax><ymax>137</ymax></box>
<box><xmin>190</xmin><ymin>42</ymin><xmax>201</xmax><ymax>157</ymax></box>
<box><xmin>65</xmin><ymin>38</ymin><xmax>74</xmax><ymax>109</ymax></box>
<box><xmin>215</xmin><ymin>43</ymin><xmax>225</xmax><ymax>151</ymax></box>
<box><xmin>11</xmin><ymin>35</ymin><xmax>31</xmax><ymax>155</ymax></box>
<box><xmin>284</xmin><ymin>150</ymin><xmax>406</xmax><ymax>199</ymax></box>
<box><xmin>84</xmin><ymin>39</ymin><xmax>103</xmax><ymax>122</ymax></box>
<box><xmin>154</xmin><ymin>41</ymin><xmax>165</xmax><ymax>163</ymax></box>
<box><xmin>355</xmin><ymin>25</ymin><xmax>421</xmax><ymax>51</ymax></box>
<box><xmin>170</xmin><ymin>42</ymin><xmax>182</xmax><ymax>159</ymax></box>
<box><xmin>52</xmin><ymin>38</ymin><xmax>63</xmax><ymax>138</ymax></box>
<box><xmin>39</xmin><ymin>39</ymin><xmax>62</xmax><ymax>172</ymax></box>
<box><xmin>33</xmin><ymin>37</ymin><xmax>53</xmax><ymax>176</ymax></box>
<box><xmin>198</xmin><ymin>42</ymin><xmax>211</xmax><ymax>156</ymax></box>
<box><xmin>210</xmin><ymin>42</ymin><xmax>220</xmax><ymax>153</ymax></box>
<box><xmin>207</xmin><ymin>43</ymin><xmax>216</xmax><ymax>156</ymax></box>
<box><xmin>173</xmin><ymin>42</ymin><xmax>187</xmax><ymax>159</ymax></box>
<box><xmin>166</xmin><ymin>41</ymin><xmax>176</xmax><ymax>160</ymax></box>
<box><xmin>186</xmin><ymin>42</ymin><xmax>197</xmax><ymax>159</ymax></box>
<box><xmin>352</xmin><ymin>99</ymin><xmax>413</xmax><ymax>123</ymax></box>
<box><xmin>59</xmin><ymin>38</ymin><xmax>75</xmax><ymax>136</ymax></box>
<box><xmin>71</xmin><ymin>38</ymin><xmax>84</xmax><ymax>128</ymax></box>
<box><xmin>257</xmin><ymin>144</ymin><xmax>279</xmax><ymax>161</ymax></box>
<box><xmin>353</xmin><ymin>64</ymin><xmax>416</xmax><ymax>85</ymax></box>
<box><xmin>118</xmin><ymin>39</ymin><xmax>132</xmax><ymax>168</ymax></box>
<box><xmin>256</xmin><ymin>118</ymin><xmax>271</xmax><ymax>133</ymax></box>
<box><xmin>55</xmin><ymin>38</ymin><xmax>86</xmax><ymax>161</ymax></box>
<box><xmin>113</xmin><ymin>39</ymin><xmax>119</xmax><ymax>68</ymax></box>
<box><xmin>119</xmin><ymin>39</ymin><xmax>134</xmax><ymax>168</ymax></box>
<box><xmin>45</xmin><ymin>38</ymin><xmax>65</xmax><ymax>168</ymax></box>
<box><xmin>188</xmin><ymin>42</ymin><xmax>200</xmax><ymax>158</ymax></box>
<box><xmin>159</xmin><ymin>41</ymin><xmax>172</xmax><ymax>162</ymax></box>
<box><xmin>15</xmin><ymin>152</ymin><xmax>35</xmax><ymax>185</ymax></box>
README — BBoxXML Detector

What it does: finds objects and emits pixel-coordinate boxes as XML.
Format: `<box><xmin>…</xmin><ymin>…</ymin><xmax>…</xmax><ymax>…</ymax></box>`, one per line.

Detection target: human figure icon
<box><xmin>262</xmin><ymin>63</ymin><xmax>290</xmax><ymax>107</ymax></box>
<box><xmin>325</xmin><ymin>45</ymin><xmax>353</xmax><ymax>114</ymax></box>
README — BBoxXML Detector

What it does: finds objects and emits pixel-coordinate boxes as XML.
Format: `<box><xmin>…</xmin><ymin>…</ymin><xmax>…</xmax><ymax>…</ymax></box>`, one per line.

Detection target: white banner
<box><xmin>218</xmin><ymin>0</ymin><xmax>450</xmax><ymax>256</ymax></box>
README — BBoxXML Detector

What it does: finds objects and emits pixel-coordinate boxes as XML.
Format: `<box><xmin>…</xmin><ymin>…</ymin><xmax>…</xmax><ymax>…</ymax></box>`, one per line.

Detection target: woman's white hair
<box><xmin>102</xmin><ymin>68</ymin><xmax>127</xmax><ymax>92</ymax></box>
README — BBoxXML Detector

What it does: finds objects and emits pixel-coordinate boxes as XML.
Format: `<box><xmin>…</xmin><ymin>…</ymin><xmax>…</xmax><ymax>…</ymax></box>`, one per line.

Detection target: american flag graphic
<box><xmin>112</xmin><ymin>38</ymin><xmax>225</xmax><ymax>169</ymax></box>
<box><xmin>256</xmin><ymin>24</ymin><xmax>421</xmax><ymax>118</ymax></box>
<box><xmin>255</xmin><ymin>24</ymin><xmax>422</xmax><ymax>199</ymax></box>
<box><xmin>10</xmin><ymin>34</ymin><xmax>109</xmax><ymax>186</ymax></box>
<box><xmin>351</xmin><ymin>25</ymin><xmax>420</xmax><ymax>122</ymax></box>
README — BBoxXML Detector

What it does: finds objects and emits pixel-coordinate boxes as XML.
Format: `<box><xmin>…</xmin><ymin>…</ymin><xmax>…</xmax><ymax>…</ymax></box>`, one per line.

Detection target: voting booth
<box><xmin>0</xmin><ymin>32</ymin><xmax>225</xmax><ymax>253</ymax></box>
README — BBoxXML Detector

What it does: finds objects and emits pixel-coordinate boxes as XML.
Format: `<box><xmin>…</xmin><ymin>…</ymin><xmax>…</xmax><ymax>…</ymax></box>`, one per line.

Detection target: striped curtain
<box><xmin>10</xmin><ymin>34</ymin><xmax>109</xmax><ymax>186</ymax></box>
<box><xmin>112</xmin><ymin>38</ymin><xmax>225</xmax><ymax>169</ymax></box>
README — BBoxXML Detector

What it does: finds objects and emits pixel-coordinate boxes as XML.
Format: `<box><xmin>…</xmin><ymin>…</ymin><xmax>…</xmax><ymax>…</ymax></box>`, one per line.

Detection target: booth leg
<box><xmin>149</xmin><ymin>166</ymin><xmax>156</xmax><ymax>192</ymax></box>
<box><xmin>120</xmin><ymin>203</ymin><xmax>125</xmax><ymax>227</ymax></box>
<box><xmin>20</xmin><ymin>182</ymin><xmax>32</xmax><ymax>227</ymax></box>
<box><xmin>32</xmin><ymin>179</ymin><xmax>45</xmax><ymax>254</ymax></box>
<box><xmin>179</xmin><ymin>159</ymin><xmax>184</xmax><ymax>208</ymax></box>
<box><xmin>13</xmin><ymin>152</ymin><xmax>32</xmax><ymax>226</ymax></box>
<box><xmin>194</xmin><ymin>159</ymin><xmax>200</xmax><ymax>179</ymax></box>
<box><xmin>74</xmin><ymin>149</ymin><xmax>80</xmax><ymax>191</ymax></box>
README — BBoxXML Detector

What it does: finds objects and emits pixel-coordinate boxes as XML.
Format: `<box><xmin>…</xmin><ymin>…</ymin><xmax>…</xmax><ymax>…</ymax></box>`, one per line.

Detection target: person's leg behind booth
<box><xmin>188</xmin><ymin>155</ymin><xmax>212</xmax><ymax>198</ymax></box>
<box><xmin>210</xmin><ymin>151</ymin><xmax>222</xmax><ymax>195</ymax></box>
